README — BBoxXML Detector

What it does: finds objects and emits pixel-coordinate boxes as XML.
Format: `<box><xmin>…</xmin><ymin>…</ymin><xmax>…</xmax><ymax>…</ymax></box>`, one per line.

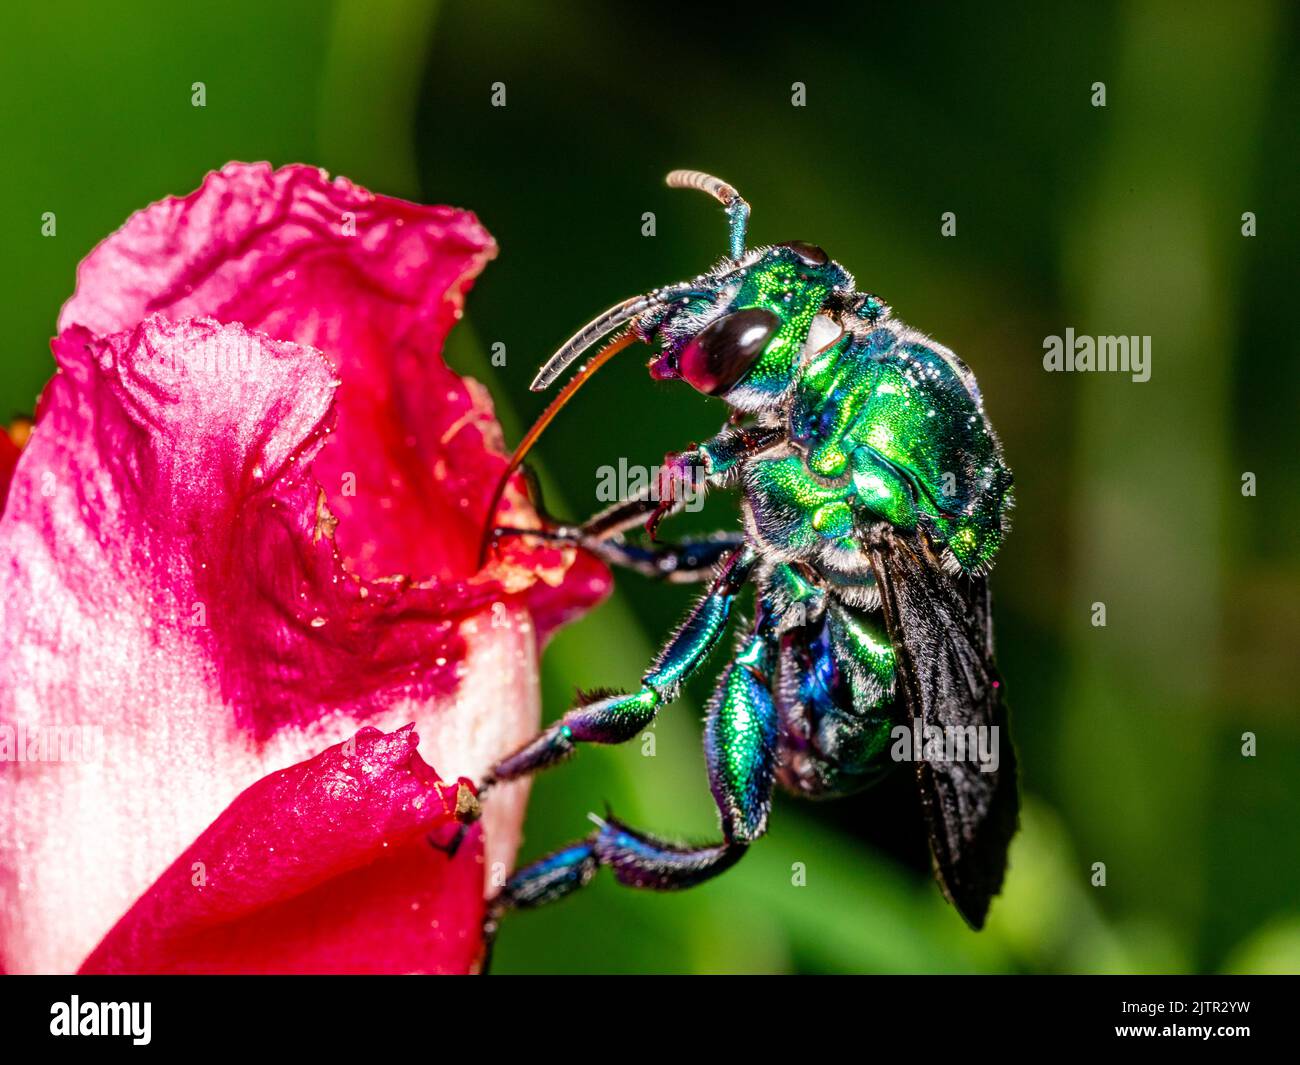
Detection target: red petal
<box><xmin>0</xmin><ymin>318</ymin><xmax>539</xmax><ymax>972</ymax></box>
<box><xmin>79</xmin><ymin>725</ymin><xmax>485</xmax><ymax>974</ymax></box>
<box><xmin>3</xmin><ymin>165</ymin><xmax>608</xmax><ymax>974</ymax></box>
<box><xmin>57</xmin><ymin>161</ymin><xmax>608</xmax><ymax>634</ymax></box>
<box><xmin>0</xmin><ymin>429</ymin><xmax>18</xmax><ymax>510</ymax></box>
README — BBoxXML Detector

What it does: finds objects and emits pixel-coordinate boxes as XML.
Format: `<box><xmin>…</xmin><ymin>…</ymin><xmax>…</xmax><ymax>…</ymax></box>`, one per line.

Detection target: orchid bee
<box><xmin>480</xmin><ymin>170</ymin><xmax>1017</xmax><ymax>946</ymax></box>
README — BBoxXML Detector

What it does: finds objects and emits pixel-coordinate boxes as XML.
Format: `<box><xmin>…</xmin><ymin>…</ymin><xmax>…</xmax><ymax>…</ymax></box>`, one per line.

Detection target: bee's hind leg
<box><xmin>485</xmin><ymin>620</ymin><xmax>781</xmax><ymax>946</ymax></box>
<box><xmin>484</xmin><ymin>817</ymin><xmax>747</xmax><ymax>934</ymax></box>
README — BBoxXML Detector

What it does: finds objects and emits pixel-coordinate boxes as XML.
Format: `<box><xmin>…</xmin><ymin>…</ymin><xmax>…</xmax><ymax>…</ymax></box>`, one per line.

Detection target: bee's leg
<box><xmin>495</xmin><ymin>524</ymin><xmax>744</xmax><ymax>582</ymax></box>
<box><xmin>482</xmin><ymin>545</ymin><xmax>757</xmax><ymax>787</ymax></box>
<box><xmin>485</xmin><ymin>625</ymin><xmax>780</xmax><ymax>938</ymax></box>
<box><xmin>514</xmin><ymin>479</ymin><xmax>665</xmax><ymax>543</ymax></box>
<box><xmin>586</xmin><ymin>533</ymin><xmax>745</xmax><ymax>582</ymax></box>
<box><xmin>491</xmin><ymin>470</ymin><xmax>731</xmax><ymax>582</ymax></box>
<box><xmin>492</xmin><ymin>462</ymin><xmax>705</xmax><ymax>556</ymax></box>
<box><xmin>483</xmin><ymin>817</ymin><xmax>747</xmax><ymax>941</ymax></box>
<box><xmin>643</xmin><ymin>423</ymin><xmax>783</xmax><ymax>540</ymax></box>
<box><xmin>489</xmin><ymin>420</ymin><xmax>782</xmax><ymax>559</ymax></box>
<box><xmin>703</xmin><ymin>629</ymin><xmax>781</xmax><ymax>844</ymax></box>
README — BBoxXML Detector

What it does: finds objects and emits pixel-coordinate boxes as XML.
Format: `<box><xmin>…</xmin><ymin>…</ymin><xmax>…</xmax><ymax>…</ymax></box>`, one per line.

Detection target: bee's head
<box><xmin>484</xmin><ymin>171</ymin><xmax>855</xmax><ymax>561</ymax></box>
<box><xmin>638</xmin><ymin>241</ymin><xmax>853</xmax><ymax>409</ymax></box>
<box><xmin>526</xmin><ymin>171</ymin><xmax>853</xmax><ymax>412</ymax></box>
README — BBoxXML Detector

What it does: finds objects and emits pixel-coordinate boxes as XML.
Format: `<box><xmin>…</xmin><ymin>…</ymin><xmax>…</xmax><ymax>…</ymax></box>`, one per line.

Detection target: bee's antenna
<box><xmin>530</xmin><ymin>295</ymin><xmax>658</xmax><ymax>392</ymax></box>
<box><xmin>480</xmin><ymin>170</ymin><xmax>751</xmax><ymax>566</ymax></box>
<box><xmin>528</xmin><ymin>279</ymin><xmax>704</xmax><ymax>394</ymax></box>
<box><xmin>666</xmin><ymin>169</ymin><xmax>750</xmax><ymax>262</ymax></box>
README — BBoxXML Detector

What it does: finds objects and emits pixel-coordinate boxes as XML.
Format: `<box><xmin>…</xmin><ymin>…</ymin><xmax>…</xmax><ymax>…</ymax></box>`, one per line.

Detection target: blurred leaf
<box><xmin>1222</xmin><ymin>916</ymin><xmax>1300</xmax><ymax>975</ymax></box>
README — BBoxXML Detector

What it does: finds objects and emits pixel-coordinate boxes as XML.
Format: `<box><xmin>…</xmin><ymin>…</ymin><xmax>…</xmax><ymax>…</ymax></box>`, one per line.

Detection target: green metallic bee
<box><xmin>480</xmin><ymin>170</ymin><xmax>1017</xmax><ymax>941</ymax></box>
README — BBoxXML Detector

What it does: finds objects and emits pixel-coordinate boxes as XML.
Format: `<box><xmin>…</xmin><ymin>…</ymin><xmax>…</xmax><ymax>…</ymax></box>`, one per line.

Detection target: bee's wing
<box><xmin>866</xmin><ymin>526</ymin><xmax>1019</xmax><ymax>928</ymax></box>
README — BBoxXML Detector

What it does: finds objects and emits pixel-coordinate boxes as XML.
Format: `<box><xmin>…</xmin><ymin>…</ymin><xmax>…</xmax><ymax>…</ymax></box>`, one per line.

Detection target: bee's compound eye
<box><xmin>781</xmin><ymin>240</ymin><xmax>829</xmax><ymax>266</ymax></box>
<box><xmin>678</xmin><ymin>308</ymin><xmax>781</xmax><ymax>396</ymax></box>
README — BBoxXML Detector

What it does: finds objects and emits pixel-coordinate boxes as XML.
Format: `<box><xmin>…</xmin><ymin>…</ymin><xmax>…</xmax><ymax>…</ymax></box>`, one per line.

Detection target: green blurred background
<box><xmin>2</xmin><ymin>0</ymin><xmax>1297</xmax><ymax>973</ymax></box>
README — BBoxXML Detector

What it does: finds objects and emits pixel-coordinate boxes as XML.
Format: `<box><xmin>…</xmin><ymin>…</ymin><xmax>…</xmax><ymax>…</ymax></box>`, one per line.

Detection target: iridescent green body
<box><xmin>744</xmin><ymin>295</ymin><xmax>1011</xmax><ymax>575</ymax></box>
<box><xmin>485</xmin><ymin>172</ymin><xmax>1018</xmax><ymax>941</ymax></box>
<box><xmin>647</xmin><ymin>247</ymin><xmax>1013</xmax><ymax>796</ymax></box>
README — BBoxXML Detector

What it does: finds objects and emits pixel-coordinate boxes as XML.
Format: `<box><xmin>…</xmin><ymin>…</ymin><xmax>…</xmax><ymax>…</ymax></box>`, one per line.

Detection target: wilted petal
<box><xmin>80</xmin><ymin>725</ymin><xmax>484</xmax><ymax>974</ymax></box>
<box><xmin>0</xmin><ymin>317</ymin><xmax>539</xmax><ymax>972</ymax></box>
<box><xmin>58</xmin><ymin>161</ymin><xmax>608</xmax><ymax>633</ymax></box>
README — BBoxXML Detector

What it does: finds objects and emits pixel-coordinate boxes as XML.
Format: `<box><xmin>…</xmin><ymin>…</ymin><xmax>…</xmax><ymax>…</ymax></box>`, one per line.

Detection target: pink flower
<box><xmin>0</xmin><ymin>163</ymin><xmax>609</xmax><ymax>974</ymax></box>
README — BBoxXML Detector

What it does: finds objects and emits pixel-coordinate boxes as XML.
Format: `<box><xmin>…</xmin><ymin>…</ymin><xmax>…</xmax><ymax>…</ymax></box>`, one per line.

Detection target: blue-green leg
<box><xmin>482</xmin><ymin>546</ymin><xmax>757</xmax><ymax>788</ymax></box>
<box><xmin>486</xmin><ymin>622</ymin><xmax>781</xmax><ymax>937</ymax></box>
<box><xmin>489</xmin><ymin>422</ymin><xmax>780</xmax><ymax>577</ymax></box>
<box><xmin>493</xmin><ymin>815</ymin><xmax>746</xmax><ymax>911</ymax></box>
<box><xmin>589</xmin><ymin>533</ymin><xmax>745</xmax><ymax>581</ymax></box>
<box><xmin>482</xmin><ymin>814</ymin><xmax>747</xmax><ymax>951</ymax></box>
<box><xmin>495</xmin><ymin>524</ymin><xmax>744</xmax><ymax>582</ymax></box>
<box><xmin>705</xmin><ymin>631</ymin><xmax>780</xmax><ymax>843</ymax></box>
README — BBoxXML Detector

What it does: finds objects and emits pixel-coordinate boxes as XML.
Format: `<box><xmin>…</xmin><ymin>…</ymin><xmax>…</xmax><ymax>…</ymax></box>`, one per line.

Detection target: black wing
<box><xmin>866</xmin><ymin>525</ymin><xmax>1019</xmax><ymax>928</ymax></box>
